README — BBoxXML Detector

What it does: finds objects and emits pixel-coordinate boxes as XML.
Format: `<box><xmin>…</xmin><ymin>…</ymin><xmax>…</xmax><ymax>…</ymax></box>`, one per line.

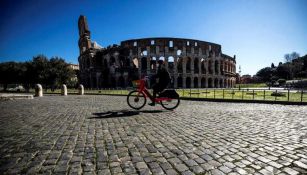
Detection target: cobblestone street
<box><xmin>0</xmin><ymin>95</ymin><xmax>307</xmax><ymax>175</ymax></box>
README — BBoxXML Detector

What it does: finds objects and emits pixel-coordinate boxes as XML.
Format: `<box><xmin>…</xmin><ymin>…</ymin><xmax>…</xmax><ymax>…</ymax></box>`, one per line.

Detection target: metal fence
<box><xmin>85</xmin><ymin>88</ymin><xmax>307</xmax><ymax>103</ymax></box>
<box><xmin>1</xmin><ymin>86</ymin><xmax>306</xmax><ymax>103</ymax></box>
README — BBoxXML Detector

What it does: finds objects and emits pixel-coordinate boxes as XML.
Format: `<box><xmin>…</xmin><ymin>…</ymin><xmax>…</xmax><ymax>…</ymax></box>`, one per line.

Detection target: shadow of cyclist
<box><xmin>90</xmin><ymin>109</ymin><xmax>166</xmax><ymax>119</ymax></box>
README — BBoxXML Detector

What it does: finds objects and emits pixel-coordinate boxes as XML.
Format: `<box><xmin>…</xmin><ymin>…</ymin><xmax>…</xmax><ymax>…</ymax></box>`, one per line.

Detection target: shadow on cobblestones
<box><xmin>91</xmin><ymin>110</ymin><xmax>140</xmax><ymax>118</ymax></box>
<box><xmin>91</xmin><ymin>109</ymin><xmax>166</xmax><ymax>119</ymax></box>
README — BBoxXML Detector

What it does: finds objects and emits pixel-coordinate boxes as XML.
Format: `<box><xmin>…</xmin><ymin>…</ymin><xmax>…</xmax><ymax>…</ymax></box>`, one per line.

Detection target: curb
<box><xmin>100</xmin><ymin>94</ymin><xmax>307</xmax><ymax>105</ymax></box>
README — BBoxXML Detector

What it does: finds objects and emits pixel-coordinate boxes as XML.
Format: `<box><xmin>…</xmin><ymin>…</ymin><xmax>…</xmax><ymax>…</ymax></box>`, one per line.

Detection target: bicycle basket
<box><xmin>132</xmin><ymin>80</ymin><xmax>141</xmax><ymax>88</ymax></box>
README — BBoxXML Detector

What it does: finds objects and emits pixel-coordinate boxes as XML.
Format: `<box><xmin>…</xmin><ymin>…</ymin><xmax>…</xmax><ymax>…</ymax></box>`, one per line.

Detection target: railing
<box><xmin>84</xmin><ymin>87</ymin><xmax>307</xmax><ymax>103</ymax></box>
<box><xmin>2</xmin><ymin>86</ymin><xmax>306</xmax><ymax>103</ymax></box>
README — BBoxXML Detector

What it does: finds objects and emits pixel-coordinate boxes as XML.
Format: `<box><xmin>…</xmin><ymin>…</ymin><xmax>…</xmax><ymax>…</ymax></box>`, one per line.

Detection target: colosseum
<box><xmin>78</xmin><ymin>15</ymin><xmax>237</xmax><ymax>89</ymax></box>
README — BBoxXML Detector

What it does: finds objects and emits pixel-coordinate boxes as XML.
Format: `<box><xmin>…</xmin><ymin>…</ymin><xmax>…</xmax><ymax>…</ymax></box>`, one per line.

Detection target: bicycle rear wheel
<box><xmin>160</xmin><ymin>97</ymin><xmax>180</xmax><ymax>110</ymax></box>
<box><xmin>127</xmin><ymin>90</ymin><xmax>147</xmax><ymax>110</ymax></box>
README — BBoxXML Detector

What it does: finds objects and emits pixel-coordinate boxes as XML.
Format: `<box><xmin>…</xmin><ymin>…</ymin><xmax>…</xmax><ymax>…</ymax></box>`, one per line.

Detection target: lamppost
<box><xmin>238</xmin><ymin>65</ymin><xmax>241</xmax><ymax>90</ymax></box>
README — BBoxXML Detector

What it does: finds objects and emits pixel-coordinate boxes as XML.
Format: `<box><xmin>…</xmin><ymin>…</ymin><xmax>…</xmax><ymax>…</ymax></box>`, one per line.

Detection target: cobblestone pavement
<box><xmin>0</xmin><ymin>95</ymin><xmax>307</xmax><ymax>175</ymax></box>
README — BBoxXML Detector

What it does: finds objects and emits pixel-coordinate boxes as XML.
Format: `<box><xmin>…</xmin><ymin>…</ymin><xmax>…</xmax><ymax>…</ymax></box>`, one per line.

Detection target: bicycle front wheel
<box><xmin>127</xmin><ymin>90</ymin><xmax>147</xmax><ymax>110</ymax></box>
<box><xmin>161</xmin><ymin>97</ymin><xmax>180</xmax><ymax>110</ymax></box>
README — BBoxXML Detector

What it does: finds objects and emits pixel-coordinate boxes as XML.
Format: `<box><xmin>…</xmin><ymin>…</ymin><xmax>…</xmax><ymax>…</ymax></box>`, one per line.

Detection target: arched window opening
<box><xmin>186</xmin><ymin>57</ymin><xmax>191</xmax><ymax>73</ymax></box>
<box><xmin>168</xmin><ymin>56</ymin><xmax>174</xmax><ymax>72</ymax></box>
<box><xmin>110</xmin><ymin>57</ymin><xmax>116</xmax><ymax>66</ymax></box>
<box><xmin>141</xmin><ymin>50</ymin><xmax>148</xmax><ymax>56</ymax></box>
<box><xmin>177</xmin><ymin>57</ymin><xmax>183</xmax><ymax>73</ymax></box>
<box><xmin>194</xmin><ymin>58</ymin><xmax>199</xmax><ymax>74</ymax></box>
<box><xmin>177</xmin><ymin>50</ymin><xmax>182</xmax><ymax>56</ymax></box>
<box><xmin>220</xmin><ymin>61</ymin><xmax>224</xmax><ymax>75</ymax></box>
<box><xmin>186</xmin><ymin>77</ymin><xmax>191</xmax><ymax>88</ymax></box>
<box><xmin>194</xmin><ymin>77</ymin><xmax>198</xmax><ymax>88</ymax></box>
<box><xmin>208</xmin><ymin>60</ymin><xmax>213</xmax><ymax>74</ymax></box>
<box><xmin>169</xmin><ymin>41</ymin><xmax>173</xmax><ymax>47</ymax></box>
<box><xmin>219</xmin><ymin>79</ymin><xmax>223</xmax><ymax>88</ymax></box>
<box><xmin>177</xmin><ymin>76</ymin><xmax>183</xmax><ymax>88</ymax></box>
<box><xmin>208</xmin><ymin>78</ymin><xmax>213</xmax><ymax>88</ymax></box>
<box><xmin>214</xmin><ymin>78</ymin><xmax>219</xmax><ymax>88</ymax></box>
<box><xmin>215</xmin><ymin>60</ymin><xmax>219</xmax><ymax>74</ymax></box>
<box><xmin>201</xmin><ymin>78</ymin><xmax>206</xmax><ymax>88</ymax></box>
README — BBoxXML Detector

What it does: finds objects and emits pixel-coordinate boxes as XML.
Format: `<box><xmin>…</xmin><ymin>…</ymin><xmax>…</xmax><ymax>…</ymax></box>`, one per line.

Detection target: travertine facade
<box><xmin>78</xmin><ymin>15</ymin><xmax>236</xmax><ymax>88</ymax></box>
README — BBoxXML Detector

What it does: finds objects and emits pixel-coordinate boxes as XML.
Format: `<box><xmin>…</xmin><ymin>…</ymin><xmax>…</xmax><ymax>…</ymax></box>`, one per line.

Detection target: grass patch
<box><xmin>235</xmin><ymin>83</ymin><xmax>268</xmax><ymax>88</ymax></box>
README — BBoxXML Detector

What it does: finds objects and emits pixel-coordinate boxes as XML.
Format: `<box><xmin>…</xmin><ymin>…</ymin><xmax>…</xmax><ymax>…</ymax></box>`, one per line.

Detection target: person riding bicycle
<box><xmin>148</xmin><ymin>60</ymin><xmax>171</xmax><ymax>106</ymax></box>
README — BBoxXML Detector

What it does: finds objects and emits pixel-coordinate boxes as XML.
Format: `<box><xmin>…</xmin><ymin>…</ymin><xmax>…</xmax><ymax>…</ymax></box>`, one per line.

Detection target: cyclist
<box><xmin>148</xmin><ymin>60</ymin><xmax>171</xmax><ymax>106</ymax></box>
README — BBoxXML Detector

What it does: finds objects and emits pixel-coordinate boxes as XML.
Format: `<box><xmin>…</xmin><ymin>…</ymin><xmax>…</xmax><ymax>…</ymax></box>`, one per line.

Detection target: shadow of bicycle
<box><xmin>90</xmin><ymin>109</ymin><xmax>166</xmax><ymax>119</ymax></box>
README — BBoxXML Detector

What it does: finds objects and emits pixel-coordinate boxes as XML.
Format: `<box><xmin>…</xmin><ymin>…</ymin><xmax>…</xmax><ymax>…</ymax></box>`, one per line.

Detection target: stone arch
<box><xmin>201</xmin><ymin>58</ymin><xmax>206</xmax><ymax>74</ymax></box>
<box><xmin>215</xmin><ymin>60</ymin><xmax>219</xmax><ymax>75</ymax></box>
<box><xmin>214</xmin><ymin>78</ymin><xmax>219</xmax><ymax>88</ymax></box>
<box><xmin>177</xmin><ymin>57</ymin><xmax>183</xmax><ymax>73</ymax></box>
<box><xmin>186</xmin><ymin>57</ymin><xmax>192</xmax><ymax>73</ymax></box>
<box><xmin>177</xmin><ymin>50</ymin><xmax>182</xmax><ymax>56</ymax></box>
<box><xmin>168</xmin><ymin>56</ymin><xmax>174</xmax><ymax>73</ymax></box>
<box><xmin>141</xmin><ymin>50</ymin><xmax>148</xmax><ymax>56</ymax></box>
<box><xmin>194</xmin><ymin>77</ymin><xmax>198</xmax><ymax>88</ymax></box>
<box><xmin>220</xmin><ymin>61</ymin><xmax>224</xmax><ymax>75</ymax></box>
<box><xmin>219</xmin><ymin>79</ymin><xmax>223</xmax><ymax>88</ymax></box>
<box><xmin>177</xmin><ymin>76</ymin><xmax>183</xmax><ymax>88</ymax></box>
<box><xmin>224</xmin><ymin>79</ymin><xmax>227</xmax><ymax>88</ymax></box>
<box><xmin>208</xmin><ymin>60</ymin><xmax>213</xmax><ymax>74</ymax></box>
<box><xmin>118</xmin><ymin>55</ymin><xmax>125</xmax><ymax>68</ymax></box>
<box><xmin>194</xmin><ymin>57</ymin><xmax>199</xmax><ymax>74</ymax></box>
<box><xmin>201</xmin><ymin>77</ymin><xmax>206</xmax><ymax>88</ymax></box>
<box><xmin>186</xmin><ymin>77</ymin><xmax>191</xmax><ymax>88</ymax></box>
<box><xmin>110</xmin><ymin>56</ymin><xmax>116</xmax><ymax>66</ymax></box>
<box><xmin>208</xmin><ymin>78</ymin><xmax>213</xmax><ymax>88</ymax></box>
<box><xmin>103</xmin><ymin>59</ymin><xmax>108</xmax><ymax>68</ymax></box>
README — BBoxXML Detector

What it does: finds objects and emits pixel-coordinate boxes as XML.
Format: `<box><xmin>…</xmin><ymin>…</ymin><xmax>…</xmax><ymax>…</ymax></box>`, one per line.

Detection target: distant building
<box><xmin>68</xmin><ymin>64</ymin><xmax>79</xmax><ymax>71</ymax></box>
<box><xmin>78</xmin><ymin>15</ymin><xmax>237</xmax><ymax>88</ymax></box>
<box><xmin>68</xmin><ymin>64</ymin><xmax>79</xmax><ymax>82</ymax></box>
<box><xmin>240</xmin><ymin>74</ymin><xmax>252</xmax><ymax>84</ymax></box>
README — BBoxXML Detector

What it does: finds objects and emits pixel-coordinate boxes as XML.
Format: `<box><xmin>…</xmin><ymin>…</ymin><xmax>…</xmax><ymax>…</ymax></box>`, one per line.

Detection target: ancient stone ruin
<box><xmin>78</xmin><ymin>15</ymin><xmax>236</xmax><ymax>89</ymax></box>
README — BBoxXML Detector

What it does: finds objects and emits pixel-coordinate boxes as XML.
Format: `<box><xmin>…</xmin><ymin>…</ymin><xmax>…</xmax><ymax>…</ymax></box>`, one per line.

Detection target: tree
<box><xmin>0</xmin><ymin>55</ymin><xmax>76</xmax><ymax>91</ymax></box>
<box><xmin>0</xmin><ymin>62</ymin><xmax>26</xmax><ymax>91</ymax></box>
<box><xmin>284</xmin><ymin>52</ymin><xmax>300</xmax><ymax>63</ymax></box>
<box><xmin>256</xmin><ymin>67</ymin><xmax>273</xmax><ymax>82</ymax></box>
<box><xmin>271</xmin><ymin>63</ymin><xmax>275</xmax><ymax>68</ymax></box>
<box><xmin>49</xmin><ymin>57</ymin><xmax>75</xmax><ymax>88</ymax></box>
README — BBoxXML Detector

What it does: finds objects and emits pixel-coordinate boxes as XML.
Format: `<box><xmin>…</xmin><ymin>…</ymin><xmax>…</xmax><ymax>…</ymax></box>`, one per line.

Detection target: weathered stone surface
<box><xmin>0</xmin><ymin>95</ymin><xmax>306</xmax><ymax>174</ymax></box>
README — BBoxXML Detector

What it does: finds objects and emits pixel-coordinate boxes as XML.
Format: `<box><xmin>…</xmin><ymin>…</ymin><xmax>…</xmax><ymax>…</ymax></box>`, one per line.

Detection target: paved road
<box><xmin>0</xmin><ymin>95</ymin><xmax>307</xmax><ymax>175</ymax></box>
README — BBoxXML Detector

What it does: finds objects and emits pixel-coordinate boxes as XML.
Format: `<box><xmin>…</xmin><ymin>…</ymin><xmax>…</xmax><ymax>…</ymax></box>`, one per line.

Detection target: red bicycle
<box><xmin>127</xmin><ymin>78</ymin><xmax>180</xmax><ymax>110</ymax></box>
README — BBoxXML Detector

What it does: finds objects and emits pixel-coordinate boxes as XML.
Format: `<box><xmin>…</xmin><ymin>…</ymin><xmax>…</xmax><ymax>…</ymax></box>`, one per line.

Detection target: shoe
<box><xmin>148</xmin><ymin>102</ymin><xmax>156</xmax><ymax>106</ymax></box>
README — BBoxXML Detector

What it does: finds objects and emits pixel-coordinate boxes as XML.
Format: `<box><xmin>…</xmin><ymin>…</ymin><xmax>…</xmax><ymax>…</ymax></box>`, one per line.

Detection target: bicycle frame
<box><xmin>135</xmin><ymin>79</ymin><xmax>173</xmax><ymax>103</ymax></box>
